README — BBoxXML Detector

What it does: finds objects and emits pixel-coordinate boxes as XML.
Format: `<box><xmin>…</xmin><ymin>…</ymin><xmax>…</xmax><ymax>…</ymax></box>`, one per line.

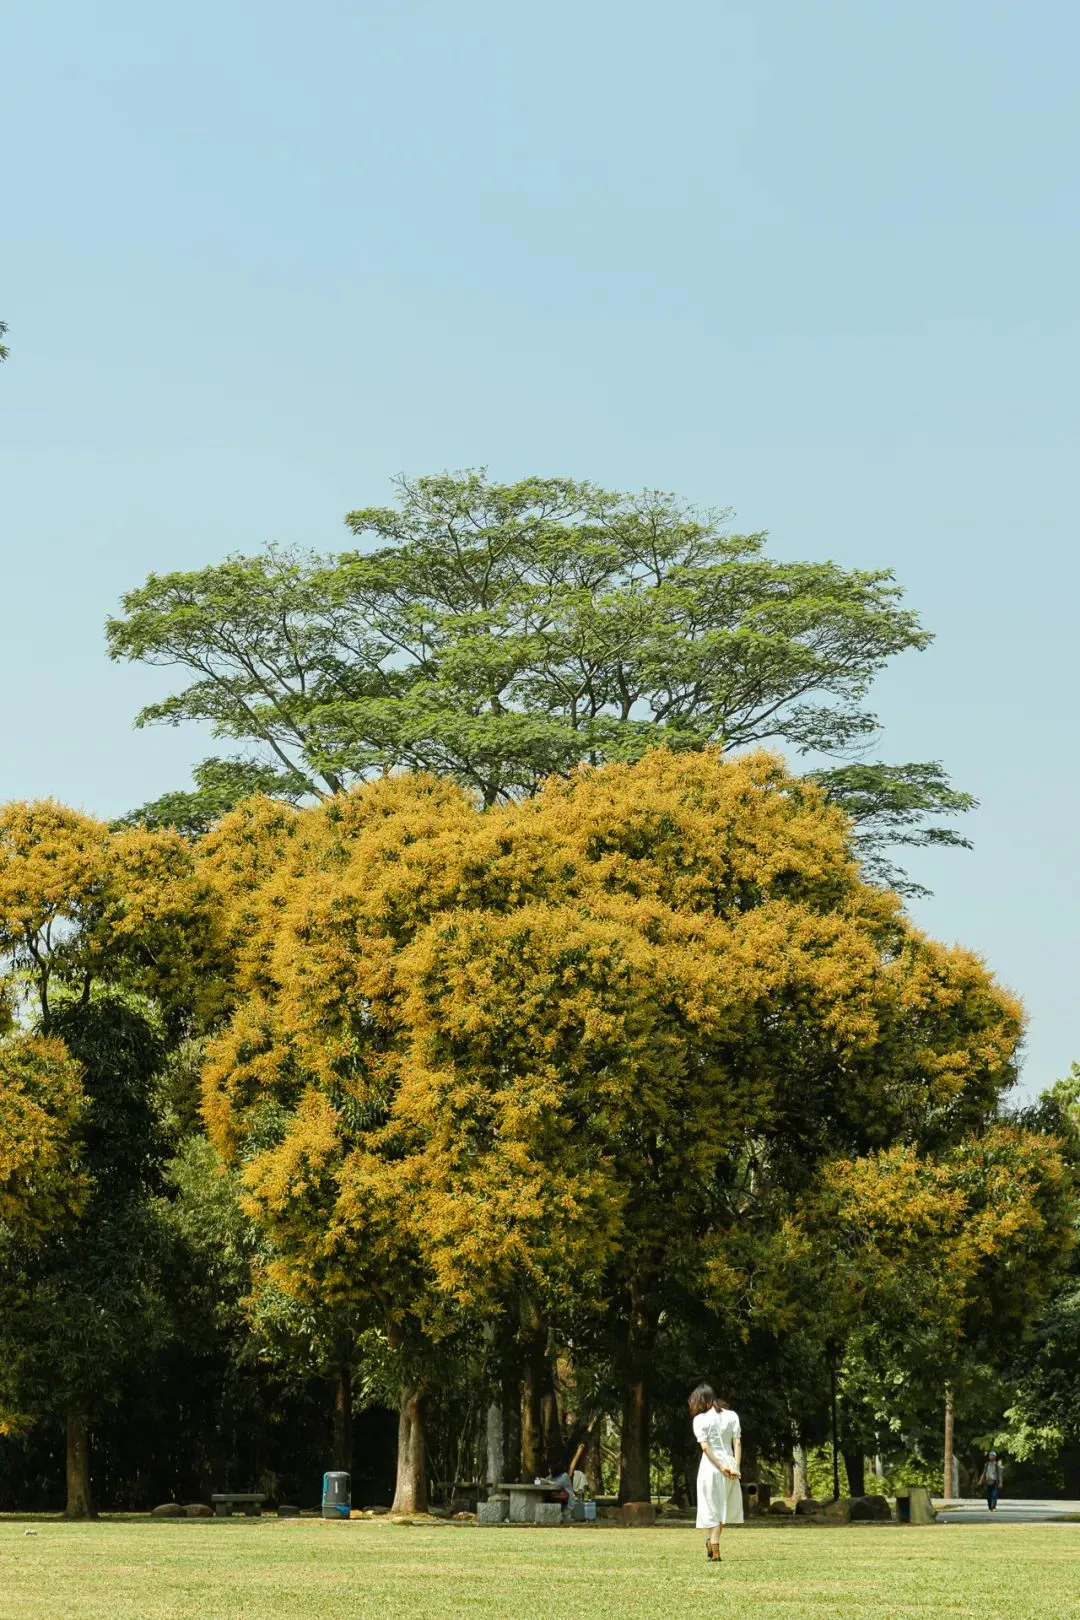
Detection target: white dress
<box><xmin>694</xmin><ymin>1408</ymin><xmax>744</xmax><ymax>1529</ymax></box>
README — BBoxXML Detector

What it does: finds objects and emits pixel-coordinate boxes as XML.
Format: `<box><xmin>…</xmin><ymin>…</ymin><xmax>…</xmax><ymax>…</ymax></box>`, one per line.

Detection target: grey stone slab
<box><xmin>477</xmin><ymin>1498</ymin><xmax>509</xmax><ymax>1524</ymax></box>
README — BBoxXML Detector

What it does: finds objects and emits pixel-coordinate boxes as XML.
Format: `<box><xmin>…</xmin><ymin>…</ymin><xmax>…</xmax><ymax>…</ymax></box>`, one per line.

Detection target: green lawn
<box><xmin>1</xmin><ymin>1517</ymin><xmax>1078</xmax><ymax>1619</ymax></box>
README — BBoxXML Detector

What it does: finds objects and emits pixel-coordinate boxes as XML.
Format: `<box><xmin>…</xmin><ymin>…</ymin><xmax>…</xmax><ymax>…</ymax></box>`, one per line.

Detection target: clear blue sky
<box><xmin>2</xmin><ymin>1</ymin><xmax>1077</xmax><ymax>1096</ymax></box>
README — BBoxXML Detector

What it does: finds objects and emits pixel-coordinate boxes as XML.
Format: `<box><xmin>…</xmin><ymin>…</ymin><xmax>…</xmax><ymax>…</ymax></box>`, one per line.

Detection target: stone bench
<box><xmin>211</xmin><ymin>1493</ymin><xmax>266</xmax><ymax>1517</ymax></box>
<box><xmin>477</xmin><ymin>1496</ymin><xmax>509</xmax><ymax>1525</ymax></box>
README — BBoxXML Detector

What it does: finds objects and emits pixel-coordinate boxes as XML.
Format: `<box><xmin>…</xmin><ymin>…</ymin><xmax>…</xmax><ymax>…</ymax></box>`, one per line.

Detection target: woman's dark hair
<box><xmin>688</xmin><ymin>1383</ymin><xmax>716</xmax><ymax>1416</ymax></box>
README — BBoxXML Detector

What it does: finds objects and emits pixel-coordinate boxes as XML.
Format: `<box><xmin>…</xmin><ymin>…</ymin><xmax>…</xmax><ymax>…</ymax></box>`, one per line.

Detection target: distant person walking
<box><xmin>978</xmin><ymin>1451</ymin><xmax>1003</xmax><ymax>1512</ymax></box>
<box><xmin>689</xmin><ymin>1384</ymin><xmax>743</xmax><ymax>1561</ymax></box>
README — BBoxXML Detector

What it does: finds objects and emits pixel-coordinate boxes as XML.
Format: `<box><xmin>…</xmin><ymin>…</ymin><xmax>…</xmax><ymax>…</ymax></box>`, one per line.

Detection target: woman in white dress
<box><xmin>688</xmin><ymin>1383</ymin><xmax>743</xmax><ymax>1561</ymax></box>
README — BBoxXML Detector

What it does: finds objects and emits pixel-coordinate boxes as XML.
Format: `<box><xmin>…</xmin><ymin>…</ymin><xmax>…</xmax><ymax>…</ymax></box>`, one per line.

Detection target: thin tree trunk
<box><xmin>65</xmin><ymin>1411</ymin><xmax>95</xmax><ymax>1519</ymax></box>
<box><xmin>331</xmin><ymin>1357</ymin><xmax>352</xmax><ymax>1473</ymax></box>
<box><xmin>520</xmin><ymin>1302</ymin><xmax>546</xmax><ymax>1478</ymax></box>
<box><xmin>503</xmin><ymin>1378</ymin><xmax>522</xmax><ymax>1482</ymax></box>
<box><xmin>669</xmin><ymin>1447</ymin><xmax>691</xmax><ymax>1508</ymax></box>
<box><xmin>792</xmin><ymin>1442</ymin><xmax>808</xmax><ymax>1500</ymax></box>
<box><xmin>390</xmin><ymin>1386</ymin><xmax>427</xmax><ymax>1515</ymax></box>
<box><xmin>618</xmin><ymin>1292</ymin><xmax>655</xmax><ymax>1503</ymax></box>
<box><xmin>829</xmin><ymin>1343</ymin><xmax>840</xmax><ymax>1500</ymax></box>
<box><xmin>485</xmin><ymin>1400</ymin><xmax>504</xmax><ymax>1486</ymax></box>
<box><xmin>943</xmin><ymin>1388</ymin><xmax>955</xmax><ymax>1502</ymax></box>
<box><xmin>843</xmin><ymin>1450</ymin><xmax>866</xmax><ymax>1497</ymax></box>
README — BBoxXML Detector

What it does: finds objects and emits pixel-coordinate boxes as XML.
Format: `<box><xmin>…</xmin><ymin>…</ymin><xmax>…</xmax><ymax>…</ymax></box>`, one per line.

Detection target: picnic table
<box><xmin>211</xmin><ymin>1492</ymin><xmax>266</xmax><ymax>1517</ymax></box>
<box><xmin>495</xmin><ymin>1482</ymin><xmax>563</xmax><ymax>1524</ymax></box>
<box><xmin>434</xmin><ymin>1480</ymin><xmax>484</xmax><ymax>1511</ymax></box>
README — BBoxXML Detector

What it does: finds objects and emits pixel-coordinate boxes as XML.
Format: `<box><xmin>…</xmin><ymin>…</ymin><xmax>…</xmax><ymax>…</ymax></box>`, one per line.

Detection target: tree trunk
<box><xmin>520</xmin><ymin>1302</ymin><xmax>546</xmax><ymax>1478</ymax></box>
<box><xmin>792</xmin><ymin>1442</ymin><xmax>808</xmax><ymax>1500</ymax></box>
<box><xmin>618</xmin><ymin>1293</ymin><xmax>655</xmax><ymax>1503</ymax></box>
<box><xmin>582</xmin><ymin>1426</ymin><xmax>603</xmax><ymax>1497</ymax></box>
<box><xmin>390</xmin><ymin>1386</ymin><xmax>427</xmax><ymax>1515</ymax></box>
<box><xmin>540</xmin><ymin>1372</ymin><xmax>564</xmax><ymax>1470</ymax></box>
<box><xmin>943</xmin><ymin>1388</ymin><xmax>955</xmax><ymax>1502</ymax></box>
<box><xmin>503</xmin><ymin>1378</ymin><xmax>522</xmax><ymax>1482</ymax></box>
<box><xmin>829</xmin><ymin>1345</ymin><xmax>840</xmax><ymax>1500</ymax></box>
<box><xmin>65</xmin><ymin>1411</ymin><xmax>95</xmax><ymax>1519</ymax></box>
<box><xmin>521</xmin><ymin>1361</ymin><xmax>543</xmax><ymax>1478</ymax></box>
<box><xmin>669</xmin><ymin>1447</ymin><xmax>691</xmax><ymax>1508</ymax></box>
<box><xmin>843</xmin><ymin>1450</ymin><xmax>866</xmax><ymax>1497</ymax></box>
<box><xmin>485</xmin><ymin>1400</ymin><xmax>504</xmax><ymax>1486</ymax></box>
<box><xmin>331</xmin><ymin>1355</ymin><xmax>352</xmax><ymax>1473</ymax></box>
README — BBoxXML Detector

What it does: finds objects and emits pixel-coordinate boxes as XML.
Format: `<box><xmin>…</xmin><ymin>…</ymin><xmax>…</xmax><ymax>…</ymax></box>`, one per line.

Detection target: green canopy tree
<box><xmin>0</xmin><ymin>800</ymin><xmax>216</xmax><ymax>1515</ymax></box>
<box><xmin>0</xmin><ymin>997</ymin><xmax>171</xmax><ymax>1518</ymax></box>
<box><xmin>108</xmin><ymin>471</ymin><xmax>971</xmax><ymax>886</ymax></box>
<box><xmin>996</xmin><ymin>1070</ymin><xmax>1080</xmax><ymax>1492</ymax></box>
<box><xmin>790</xmin><ymin>1122</ymin><xmax>1074</xmax><ymax>1495</ymax></box>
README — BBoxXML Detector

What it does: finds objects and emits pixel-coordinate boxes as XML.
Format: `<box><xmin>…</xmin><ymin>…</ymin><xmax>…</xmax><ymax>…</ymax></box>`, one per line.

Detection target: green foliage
<box><xmin>120</xmin><ymin>759</ymin><xmax>310</xmax><ymax>841</ymax></box>
<box><xmin>108</xmin><ymin>470</ymin><xmax>969</xmax><ymax>871</ymax></box>
<box><xmin>0</xmin><ymin>997</ymin><xmax>172</xmax><ymax>1435</ymax></box>
<box><xmin>812</xmin><ymin>761</ymin><xmax>976</xmax><ymax>895</ymax></box>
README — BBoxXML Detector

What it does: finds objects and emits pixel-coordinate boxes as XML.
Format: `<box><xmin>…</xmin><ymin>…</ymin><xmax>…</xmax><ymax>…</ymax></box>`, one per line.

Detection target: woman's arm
<box><xmin>699</xmin><ymin>1441</ymin><xmax>724</xmax><ymax>1472</ymax></box>
<box><xmin>731</xmin><ymin>1434</ymin><xmax>742</xmax><ymax>1478</ymax></box>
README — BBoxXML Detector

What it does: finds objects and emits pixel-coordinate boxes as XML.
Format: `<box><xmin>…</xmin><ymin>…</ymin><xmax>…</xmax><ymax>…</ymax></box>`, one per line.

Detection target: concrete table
<box><xmin>496</xmin><ymin>1483</ymin><xmax>561</xmax><ymax>1524</ymax></box>
<box><xmin>211</xmin><ymin>1493</ymin><xmax>266</xmax><ymax>1518</ymax></box>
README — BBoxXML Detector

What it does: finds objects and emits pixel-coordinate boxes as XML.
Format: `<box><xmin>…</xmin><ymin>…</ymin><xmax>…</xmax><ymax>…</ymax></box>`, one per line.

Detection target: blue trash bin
<box><xmin>322</xmin><ymin>1471</ymin><xmax>351</xmax><ymax>1519</ymax></box>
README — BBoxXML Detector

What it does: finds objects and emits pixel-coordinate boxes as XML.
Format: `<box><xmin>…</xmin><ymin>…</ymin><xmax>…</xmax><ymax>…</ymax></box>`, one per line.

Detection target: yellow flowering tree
<box><xmin>198</xmin><ymin>747</ymin><xmax>1031</xmax><ymax>1506</ymax></box>
<box><xmin>0</xmin><ymin>1034</ymin><xmax>87</xmax><ymax>1244</ymax></box>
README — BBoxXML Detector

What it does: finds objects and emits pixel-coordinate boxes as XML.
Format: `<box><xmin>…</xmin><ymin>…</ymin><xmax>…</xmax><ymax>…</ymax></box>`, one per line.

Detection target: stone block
<box><xmin>813</xmin><ymin>1498</ymin><xmax>852</xmax><ymax>1524</ymax></box>
<box><xmin>619</xmin><ymin>1500</ymin><xmax>657</xmax><ymax>1528</ymax></box>
<box><xmin>767</xmin><ymin>1498</ymin><xmax>793</xmax><ymax>1516</ymax></box>
<box><xmin>151</xmin><ymin>1503</ymin><xmax>185</xmax><ymax>1518</ymax></box>
<box><xmin>850</xmin><ymin>1495</ymin><xmax>892</xmax><ymax>1522</ymax></box>
<box><xmin>477</xmin><ymin>1498</ymin><xmax>509</xmax><ymax>1525</ymax></box>
<box><xmin>896</xmin><ymin>1486</ymin><xmax>935</xmax><ymax>1525</ymax></box>
<box><xmin>534</xmin><ymin>1503</ymin><xmax>563</xmax><ymax>1526</ymax></box>
<box><xmin>185</xmin><ymin>1503</ymin><xmax>213</xmax><ymax>1517</ymax></box>
<box><xmin>794</xmin><ymin>1497</ymin><xmax>823</xmax><ymax>1516</ymax></box>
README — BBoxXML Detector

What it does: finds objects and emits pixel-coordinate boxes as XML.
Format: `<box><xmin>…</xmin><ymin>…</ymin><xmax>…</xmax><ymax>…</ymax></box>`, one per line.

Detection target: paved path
<box><xmin>935</xmin><ymin>1496</ymin><xmax>1080</xmax><ymax>1523</ymax></box>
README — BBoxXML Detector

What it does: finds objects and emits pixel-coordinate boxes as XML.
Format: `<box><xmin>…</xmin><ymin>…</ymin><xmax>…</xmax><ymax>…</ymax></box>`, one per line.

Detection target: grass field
<box><xmin>1</xmin><ymin>1517</ymin><xmax>1078</xmax><ymax>1619</ymax></box>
